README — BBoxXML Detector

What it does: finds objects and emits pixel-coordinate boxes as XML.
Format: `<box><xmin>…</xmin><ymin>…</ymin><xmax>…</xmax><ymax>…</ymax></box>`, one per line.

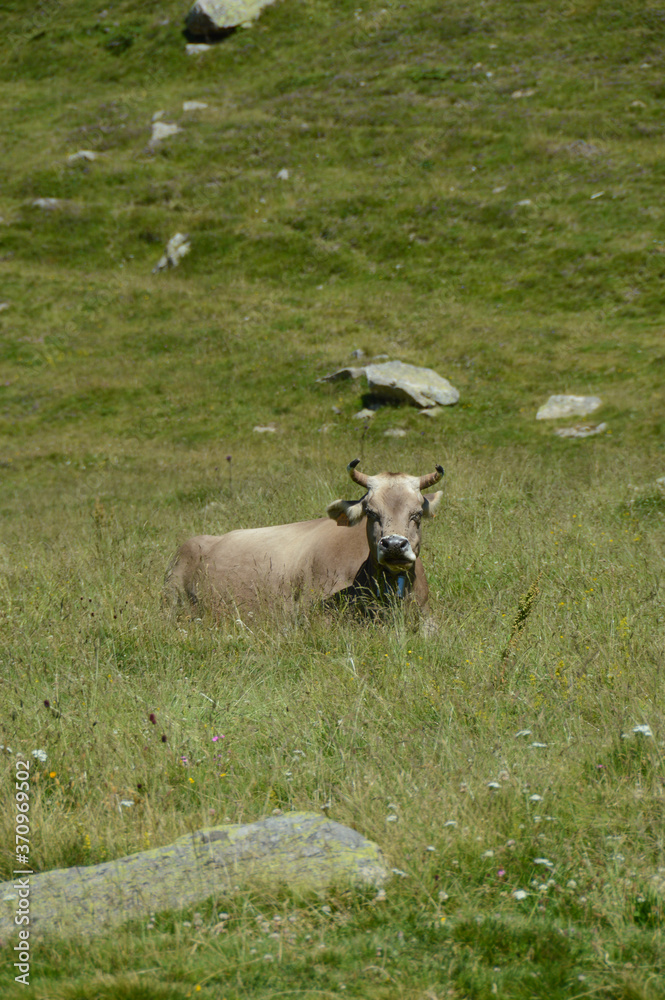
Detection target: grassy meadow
<box><xmin>1</xmin><ymin>0</ymin><xmax>665</xmax><ymax>995</ymax></box>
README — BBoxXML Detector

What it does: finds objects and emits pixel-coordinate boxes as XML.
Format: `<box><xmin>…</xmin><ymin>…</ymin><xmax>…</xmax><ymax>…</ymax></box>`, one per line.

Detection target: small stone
<box><xmin>277</xmin><ymin>168</ymin><xmax>289</xmax><ymax>180</ymax></box>
<box><xmin>419</xmin><ymin>408</ymin><xmax>440</xmax><ymax>418</ymax></box>
<box><xmin>183</xmin><ymin>101</ymin><xmax>208</xmax><ymax>111</ymax></box>
<box><xmin>32</xmin><ymin>198</ymin><xmax>61</xmax><ymax>209</ymax></box>
<box><xmin>511</xmin><ymin>89</ymin><xmax>536</xmax><ymax>98</ymax></box>
<box><xmin>0</xmin><ymin>303</ymin><xmax>9</xmax><ymax>312</ymax></box>
<box><xmin>153</xmin><ymin>233</ymin><xmax>191</xmax><ymax>272</ymax></box>
<box><xmin>352</xmin><ymin>408</ymin><xmax>376</xmax><ymax>420</ymax></box>
<box><xmin>384</xmin><ymin>428</ymin><xmax>407</xmax><ymax>438</ymax></box>
<box><xmin>536</xmin><ymin>395</ymin><xmax>602</xmax><ymax>420</ymax></box>
<box><xmin>553</xmin><ymin>422</ymin><xmax>607</xmax><ymax>439</ymax></box>
<box><xmin>185</xmin><ymin>43</ymin><xmax>212</xmax><ymax>54</ymax></box>
<box><xmin>67</xmin><ymin>150</ymin><xmax>98</xmax><ymax>163</ymax></box>
<box><xmin>150</xmin><ymin>121</ymin><xmax>181</xmax><ymax>145</ymax></box>
<box><xmin>253</xmin><ymin>425</ymin><xmax>276</xmax><ymax>433</ymax></box>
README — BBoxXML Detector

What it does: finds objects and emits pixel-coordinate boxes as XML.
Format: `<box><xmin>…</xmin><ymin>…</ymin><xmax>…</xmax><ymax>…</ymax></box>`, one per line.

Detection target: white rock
<box><xmin>67</xmin><ymin>150</ymin><xmax>98</xmax><ymax>163</ymax></box>
<box><xmin>186</xmin><ymin>0</ymin><xmax>276</xmax><ymax>34</ymax></box>
<box><xmin>32</xmin><ymin>198</ymin><xmax>61</xmax><ymax>209</ymax></box>
<box><xmin>185</xmin><ymin>43</ymin><xmax>212</xmax><ymax>54</ymax></box>
<box><xmin>419</xmin><ymin>408</ymin><xmax>440</xmax><ymax>418</ymax></box>
<box><xmin>276</xmin><ymin>168</ymin><xmax>289</xmax><ymax>180</ymax></box>
<box><xmin>353</xmin><ymin>409</ymin><xmax>376</xmax><ymax>420</ymax></box>
<box><xmin>183</xmin><ymin>101</ymin><xmax>209</xmax><ymax>111</ymax></box>
<box><xmin>153</xmin><ymin>233</ymin><xmax>191</xmax><ymax>272</ymax></box>
<box><xmin>536</xmin><ymin>395</ymin><xmax>602</xmax><ymax>420</ymax></box>
<box><xmin>366</xmin><ymin>361</ymin><xmax>459</xmax><ymax>408</ymax></box>
<box><xmin>384</xmin><ymin>428</ymin><xmax>407</xmax><ymax>438</ymax></box>
<box><xmin>554</xmin><ymin>422</ymin><xmax>607</xmax><ymax>439</ymax></box>
<box><xmin>150</xmin><ymin>121</ymin><xmax>182</xmax><ymax>145</ymax></box>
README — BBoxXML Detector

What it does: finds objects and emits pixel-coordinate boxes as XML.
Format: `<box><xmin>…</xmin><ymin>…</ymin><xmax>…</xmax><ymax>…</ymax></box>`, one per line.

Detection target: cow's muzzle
<box><xmin>378</xmin><ymin>535</ymin><xmax>416</xmax><ymax>570</ymax></box>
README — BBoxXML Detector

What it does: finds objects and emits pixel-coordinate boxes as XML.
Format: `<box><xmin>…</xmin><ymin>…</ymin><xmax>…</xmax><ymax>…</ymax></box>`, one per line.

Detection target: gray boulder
<box><xmin>186</xmin><ymin>0</ymin><xmax>276</xmax><ymax>35</ymax></box>
<box><xmin>0</xmin><ymin>812</ymin><xmax>386</xmax><ymax>941</ymax></box>
<box><xmin>536</xmin><ymin>395</ymin><xmax>602</xmax><ymax>420</ymax></box>
<box><xmin>318</xmin><ymin>361</ymin><xmax>459</xmax><ymax>408</ymax></box>
<box><xmin>366</xmin><ymin>361</ymin><xmax>459</xmax><ymax>407</ymax></box>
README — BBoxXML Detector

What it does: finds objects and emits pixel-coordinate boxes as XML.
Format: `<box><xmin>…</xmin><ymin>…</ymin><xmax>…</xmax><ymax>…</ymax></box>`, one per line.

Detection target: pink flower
<box><xmin>498</xmin><ymin>869</ymin><xmax>506</xmax><ymax>878</ymax></box>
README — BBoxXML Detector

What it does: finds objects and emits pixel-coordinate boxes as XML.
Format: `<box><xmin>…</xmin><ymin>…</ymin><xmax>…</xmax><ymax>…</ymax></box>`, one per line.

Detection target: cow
<box><xmin>164</xmin><ymin>459</ymin><xmax>444</xmax><ymax>616</ymax></box>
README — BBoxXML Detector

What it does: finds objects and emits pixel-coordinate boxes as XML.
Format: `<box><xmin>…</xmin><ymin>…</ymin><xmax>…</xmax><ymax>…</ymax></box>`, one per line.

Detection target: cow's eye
<box><xmin>410</xmin><ymin>512</ymin><xmax>422</xmax><ymax>524</ymax></box>
<box><xmin>365</xmin><ymin>508</ymin><xmax>380</xmax><ymax>521</ymax></box>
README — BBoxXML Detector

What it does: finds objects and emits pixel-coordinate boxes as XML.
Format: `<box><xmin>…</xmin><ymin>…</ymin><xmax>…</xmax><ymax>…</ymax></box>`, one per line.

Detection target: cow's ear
<box><xmin>422</xmin><ymin>491</ymin><xmax>443</xmax><ymax>519</ymax></box>
<box><xmin>326</xmin><ymin>499</ymin><xmax>366</xmax><ymax>526</ymax></box>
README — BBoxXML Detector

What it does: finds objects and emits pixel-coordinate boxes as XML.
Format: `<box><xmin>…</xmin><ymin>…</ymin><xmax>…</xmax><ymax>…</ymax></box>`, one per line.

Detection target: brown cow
<box><xmin>164</xmin><ymin>459</ymin><xmax>444</xmax><ymax>615</ymax></box>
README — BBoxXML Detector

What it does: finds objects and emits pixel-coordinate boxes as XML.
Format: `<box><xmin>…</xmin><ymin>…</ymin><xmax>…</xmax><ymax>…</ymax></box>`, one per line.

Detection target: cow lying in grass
<box><xmin>165</xmin><ymin>459</ymin><xmax>444</xmax><ymax>616</ymax></box>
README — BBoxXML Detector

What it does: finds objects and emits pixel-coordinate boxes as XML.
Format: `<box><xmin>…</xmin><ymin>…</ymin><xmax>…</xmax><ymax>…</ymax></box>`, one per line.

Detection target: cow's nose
<box><xmin>380</xmin><ymin>535</ymin><xmax>409</xmax><ymax>554</ymax></box>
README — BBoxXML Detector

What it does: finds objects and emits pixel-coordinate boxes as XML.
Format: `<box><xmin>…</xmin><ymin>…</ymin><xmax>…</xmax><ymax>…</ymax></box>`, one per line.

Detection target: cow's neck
<box><xmin>367</xmin><ymin>558</ymin><xmax>413</xmax><ymax>603</ymax></box>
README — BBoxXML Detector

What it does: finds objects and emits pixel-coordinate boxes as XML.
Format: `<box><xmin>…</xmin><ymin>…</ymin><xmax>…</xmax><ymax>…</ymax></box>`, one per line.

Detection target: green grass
<box><xmin>1</xmin><ymin>0</ymin><xmax>665</xmax><ymax>996</ymax></box>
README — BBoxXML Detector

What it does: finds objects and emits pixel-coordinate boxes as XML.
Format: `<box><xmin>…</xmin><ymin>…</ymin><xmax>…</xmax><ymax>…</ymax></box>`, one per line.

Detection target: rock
<box><xmin>384</xmin><ymin>428</ymin><xmax>407</xmax><ymax>438</ymax></box>
<box><xmin>150</xmin><ymin>121</ymin><xmax>181</xmax><ymax>145</ymax></box>
<box><xmin>32</xmin><ymin>198</ymin><xmax>61</xmax><ymax>209</ymax></box>
<box><xmin>318</xmin><ymin>361</ymin><xmax>459</xmax><ymax>408</ymax></box>
<box><xmin>185</xmin><ymin>42</ymin><xmax>213</xmax><ymax>54</ymax></box>
<box><xmin>351</xmin><ymin>349</ymin><xmax>365</xmax><ymax>360</ymax></box>
<box><xmin>318</xmin><ymin>367</ymin><xmax>366</xmax><ymax>384</ymax></box>
<box><xmin>277</xmin><ymin>168</ymin><xmax>289</xmax><ymax>180</ymax></box>
<box><xmin>67</xmin><ymin>150</ymin><xmax>98</xmax><ymax>163</ymax></box>
<box><xmin>536</xmin><ymin>395</ymin><xmax>602</xmax><ymax>420</ymax></box>
<box><xmin>0</xmin><ymin>303</ymin><xmax>9</xmax><ymax>312</ymax></box>
<box><xmin>153</xmin><ymin>233</ymin><xmax>191</xmax><ymax>272</ymax></box>
<box><xmin>553</xmin><ymin>422</ymin><xmax>607</xmax><ymax>439</ymax></box>
<box><xmin>253</xmin><ymin>424</ymin><xmax>276</xmax><ymax>433</ymax></box>
<box><xmin>183</xmin><ymin>101</ymin><xmax>208</xmax><ymax>111</ymax></box>
<box><xmin>0</xmin><ymin>812</ymin><xmax>387</xmax><ymax>941</ymax></box>
<box><xmin>365</xmin><ymin>361</ymin><xmax>459</xmax><ymax>408</ymax></box>
<box><xmin>419</xmin><ymin>408</ymin><xmax>440</xmax><ymax>418</ymax></box>
<box><xmin>353</xmin><ymin>408</ymin><xmax>376</xmax><ymax>420</ymax></box>
<box><xmin>185</xmin><ymin>0</ymin><xmax>276</xmax><ymax>36</ymax></box>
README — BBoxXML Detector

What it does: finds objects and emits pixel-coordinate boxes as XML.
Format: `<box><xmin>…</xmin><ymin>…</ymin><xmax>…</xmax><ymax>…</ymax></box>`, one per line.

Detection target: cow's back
<box><xmin>165</xmin><ymin>518</ymin><xmax>369</xmax><ymax>613</ymax></box>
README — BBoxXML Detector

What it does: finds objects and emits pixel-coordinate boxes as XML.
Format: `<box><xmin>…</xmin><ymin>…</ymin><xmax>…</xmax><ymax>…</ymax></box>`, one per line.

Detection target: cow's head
<box><xmin>327</xmin><ymin>459</ymin><xmax>444</xmax><ymax>574</ymax></box>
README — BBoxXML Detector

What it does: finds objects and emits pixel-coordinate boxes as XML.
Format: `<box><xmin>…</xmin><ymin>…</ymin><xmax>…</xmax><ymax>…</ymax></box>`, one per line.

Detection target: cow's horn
<box><xmin>347</xmin><ymin>458</ymin><xmax>371</xmax><ymax>488</ymax></box>
<box><xmin>419</xmin><ymin>465</ymin><xmax>444</xmax><ymax>490</ymax></box>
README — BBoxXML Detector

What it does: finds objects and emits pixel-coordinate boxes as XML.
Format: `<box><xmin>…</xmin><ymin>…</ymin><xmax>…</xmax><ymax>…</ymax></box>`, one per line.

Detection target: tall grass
<box><xmin>1</xmin><ymin>0</ymin><xmax>664</xmax><ymax>996</ymax></box>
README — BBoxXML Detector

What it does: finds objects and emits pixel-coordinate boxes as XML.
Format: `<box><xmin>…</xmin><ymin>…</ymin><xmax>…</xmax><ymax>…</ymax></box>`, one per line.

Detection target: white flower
<box><xmin>391</xmin><ymin>868</ymin><xmax>408</xmax><ymax>877</ymax></box>
<box><xmin>119</xmin><ymin>799</ymin><xmax>134</xmax><ymax>808</ymax></box>
<box><xmin>529</xmin><ymin>794</ymin><xmax>543</xmax><ymax>802</ymax></box>
<box><xmin>633</xmin><ymin>724</ymin><xmax>653</xmax><ymax>737</ymax></box>
<box><xmin>513</xmin><ymin>889</ymin><xmax>528</xmax><ymax>900</ymax></box>
<box><xmin>534</xmin><ymin>858</ymin><xmax>554</xmax><ymax>868</ymax></box>
<box><xmin>482</xmin><ymin>850</ymin><xmax>494</xmax><ymax>858</ymax></box>
<box><xmin>32</xmin><ymin>749</ymin><xmax>48</xmax><ymax>762</ymax></box>
<box><xmin>386</xmin><ymin>814</ymin><xmax>398</xmax><ymax>822</ymax></box>
<box><xmin>488</xmin><ymin>781</ymin><xmax>501</xmax><ymax>789</ymax></box>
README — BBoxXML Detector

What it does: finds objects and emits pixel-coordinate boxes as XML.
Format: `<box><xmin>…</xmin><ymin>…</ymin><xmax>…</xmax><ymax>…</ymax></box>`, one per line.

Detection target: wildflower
<box><xmin>482</xmin><ymin>850</ymin><xmax>494</xmax><ymax>858</ymax></box>
<box><xmin>488</xmin><ymin>781</ymin><xmax>501</xmax><ymax>790</ymax></box>
<box><xmin>120</xmin><ymin>799</ymin><xmax>134</xmax><ymax>808</ymax></box>
<box><xmin>497</xmin><ymin>869</ymin><xmax>506</xmax><ymax>878</ymax></box>
<box><xmin>32</xmin><ymin>749</ymin><xmax>48</xmax><ymax>762</ymax></box>
<box><xmin>513</xmin><ymin>889</ymin><xmax>528</xmax><ymax>900</ymax></box>
<box><xmin>149</xmin><ymin>713</ymin><xmax>157</xmax><ymax>725</ymax></box>
<box><xmin>633</xmin><ymin>724</ymin><xmax>653</xmax><ymax>737</ymax></box>
<box><xmin>386</xmin><ymin>814</ymin><xmax>398</xmax><ymax>822</ymax></box>
<box><xmin>529</xmin><ymin>794</ymin><xmax>543</xmax><ymax>802</ymax></box>
<box><xmin>534</xmin><ymin>858</ymin><xmax>554</xmax><ymax>868</ymax></box>
<box><xmin>212</xmin><ymin>735</ymin><xmax>224</xmax><ymax>742</ymax></box>
<box><xmin>49</xmin><ymin>771</ymin><xmax>56</xmax><ymax>778</ymax></box>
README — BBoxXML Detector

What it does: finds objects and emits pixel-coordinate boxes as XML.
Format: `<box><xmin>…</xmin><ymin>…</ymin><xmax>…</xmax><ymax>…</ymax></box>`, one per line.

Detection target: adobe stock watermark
<box><xmin>12</xmin><ymin>758</ymin><xmax>33</xmax><ymax>986</ymax></box>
